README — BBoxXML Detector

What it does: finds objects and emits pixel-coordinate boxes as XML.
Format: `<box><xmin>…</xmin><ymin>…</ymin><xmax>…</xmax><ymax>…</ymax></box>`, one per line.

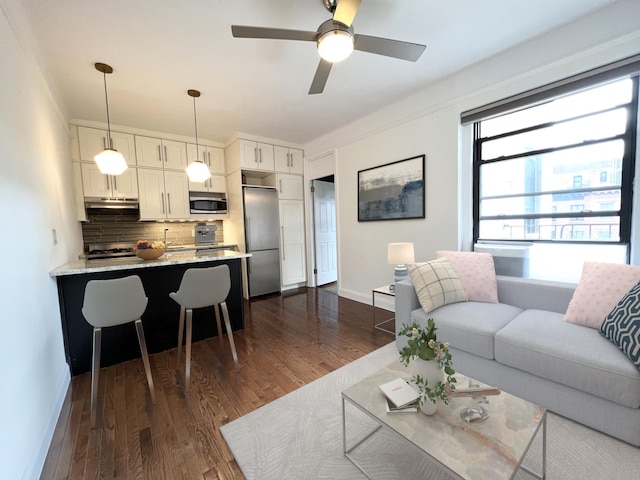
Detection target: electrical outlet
<box><xmin>191</xmin><ymin>229</ymin><xmax>195</xmax><ymax>238</ymax></box>
<box><xmin>52</xmin><ymin>228</ymin><xmax>58</xmax><ymax>245</ymax></box>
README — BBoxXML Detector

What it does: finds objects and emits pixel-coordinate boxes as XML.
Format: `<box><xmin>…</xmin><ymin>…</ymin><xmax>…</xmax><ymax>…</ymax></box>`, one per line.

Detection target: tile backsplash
<box><xmin>81</xmin><ymin>212</ymin><xmax>224</xmax><ymax>253</ymax></box>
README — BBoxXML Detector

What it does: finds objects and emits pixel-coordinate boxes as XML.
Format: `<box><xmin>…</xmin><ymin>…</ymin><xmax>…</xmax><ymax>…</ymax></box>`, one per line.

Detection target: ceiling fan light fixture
<box><xmin>95</xmin><ymin>148</ymin><xmax>128</xmax><ymax>175</ymax></box>
<box><xmin>94</xmin><ymin>62</ymin><xmax>128</xmax><ymax>175</ymax></box>
<box><xmin>317</xmin><ymin>29</ymin><xmax>353</xmax><ymax>63</ymax></box>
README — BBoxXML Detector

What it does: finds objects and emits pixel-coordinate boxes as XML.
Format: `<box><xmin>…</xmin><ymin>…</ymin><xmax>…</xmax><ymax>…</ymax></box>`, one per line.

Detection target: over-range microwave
<box><xmin>189</xmin><ymin>192</ymin><xmax>227</xmax><ymax>214</ymax></box>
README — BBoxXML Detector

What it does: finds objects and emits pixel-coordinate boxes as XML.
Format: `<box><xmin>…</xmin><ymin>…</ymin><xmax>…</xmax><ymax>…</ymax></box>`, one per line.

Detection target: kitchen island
<box><xmin>50</xmin><ymin>250</ymin><xmax>250</xmax><ymax>375</ymax></box>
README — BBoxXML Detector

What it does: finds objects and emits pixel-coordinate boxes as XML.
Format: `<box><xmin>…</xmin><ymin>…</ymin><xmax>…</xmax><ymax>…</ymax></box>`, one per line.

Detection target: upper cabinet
<box><xmin>187</xmin><ymin>144</ymin><xmax>225</xmax><ymax>175</ymax></box>
<box><xmin>188</xmin><ymin>175</ymin><xmax>226</xmax><ymax>193</ymax></box>
<box><xmin>138</xmin><ymin>169</ymin><xmax>190</xmax><ymax>220</ymax></box>
<box><xmin>274</xmin><ymin>146</ymin><xmax>304</xmax><ymax>174</ymax></box>
<box><xmin>78</xmin><ymin>126</ymin><xmax>136</xmax><ymax>165</ymax></box>
<box><xmin>135</xmin><ymin>136</ymin><xmax>188</xmax><ymax>170</ymax></box>
<box><xmin>239</xmin><ymin>139</ymin><xmax>275</xmax><ymax>172</ymax></box>
<box><xmin>80</xmin><ymin>163</ymin><xmax>138</xmax><ymax>199</ymax></box>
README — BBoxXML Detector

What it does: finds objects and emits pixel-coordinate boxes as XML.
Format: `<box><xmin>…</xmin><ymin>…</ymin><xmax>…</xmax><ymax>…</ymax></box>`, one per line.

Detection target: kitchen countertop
<box><xmin>50</xmin><ymin>249</ymin><xmax>250</xmax><ymax>277</ymax></box>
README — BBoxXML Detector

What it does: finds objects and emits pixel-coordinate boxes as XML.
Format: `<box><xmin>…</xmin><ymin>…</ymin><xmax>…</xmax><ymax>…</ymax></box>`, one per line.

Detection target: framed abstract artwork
<box><xmin>357</xmin><ymin>154</ymin><xmax>425</xmax><ymax>221</ymax></box>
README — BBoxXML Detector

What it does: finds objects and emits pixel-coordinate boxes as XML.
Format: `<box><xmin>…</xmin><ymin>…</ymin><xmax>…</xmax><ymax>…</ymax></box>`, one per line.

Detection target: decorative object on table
<box><xmin>93</xmin><ymin>62</ymin><xmax>128</xmax><ymax>175</ymax></box>
<box><xmin>185</xmin><ymin>89</ymin><xmax>212</xmax><ymax>183</ymax></box>
<box><xmin>357</xmin><ymin>154</ymin><xmax>425</xmax><ymax>221</ymax></box>
<box><xmin>398</xmin><ymin>318</ymin><xmax>455</xmax><ymax>415</ymax></box>
<box><xmin>378</xmin><ymin>377</ymin><xmax>420</xmax><ymax>409</ymax></box>
<box><xmin>134</xmin><ymin>240</ymin><xmax>165</xmax><ymax>260</ymax></box>
<box><xmin>387</xmin><ymin>242</ymin><xmax>415</xmax><ymax>290</ymax></box>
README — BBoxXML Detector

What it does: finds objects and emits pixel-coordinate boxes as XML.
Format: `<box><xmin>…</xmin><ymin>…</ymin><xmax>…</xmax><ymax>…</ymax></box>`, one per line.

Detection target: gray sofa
<box><xmin>395</xmin><ymin>275</ymin><xmax>640</xmax><ymax>446</ymax></box>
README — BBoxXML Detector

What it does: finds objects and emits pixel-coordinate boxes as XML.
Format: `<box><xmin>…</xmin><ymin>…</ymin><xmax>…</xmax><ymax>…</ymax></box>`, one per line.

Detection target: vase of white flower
<box><xmin>398</xmin><ymin>318</ymin><xmax>456</xmax><ymax>415</ymax></box>
<box><xmin>408</xmin><ymin>358</ymin><xmax>443</xmax><ymax>415</ymax></box>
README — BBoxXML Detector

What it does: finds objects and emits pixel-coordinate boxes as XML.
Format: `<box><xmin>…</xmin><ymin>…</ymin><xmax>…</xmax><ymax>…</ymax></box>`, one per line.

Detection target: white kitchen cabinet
<box><xmin>80</xmin><ymin>163</ymin><xmax>138</xmax><ymax>198</ymax></box>
<box><xmin>189</xmin><ymin>174</ymin><xmax>226</xmax><ymax>193</ymax></box>
<box><xmin>135</xmin><ymin>136</ymin><xmax>187</xmax><ymax>170</ymax></box>
<box><xmin>138</xmin><ymin>168</ymin><xmax>190</xmax><ymax>220</ymax></box>
<box><xmin>279</xmin><ymin>200</ymin><xmax>307</xmax><ymax>286</ymax></box>
<box><xmin>78</xmin><ymin>126</ymin><xmax>136</xmax><ymax>165</ymax></box>
<box><xmin>276</xmin><ymin>174</ymin><xmax>304</xmax><ymax>200</ymax></box>
<box><xmin>187</xmin><ymin>144</ymin><xmax>225</xmax><ymax>175</ymax></box>
<box><xmin>238</xmin><ymin>139</ymin><xmax>274</xmax><ymax>172</ymax></box>
<box><xmin>274</xmin><ymin>146</ymin><xmax>304</xmax><ymax>174</ymax></box>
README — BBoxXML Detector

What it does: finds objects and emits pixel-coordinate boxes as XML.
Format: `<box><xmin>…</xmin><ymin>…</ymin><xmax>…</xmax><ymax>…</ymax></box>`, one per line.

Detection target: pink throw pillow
<box><xmin>564</xmin><ymin>262</ymin><xmax>640</xmax><ymax>329</ymax></box>
<box><xmin>436</xmin><ymin>250</ymin><xmax>498</xmax><ymax>303</ymax></box>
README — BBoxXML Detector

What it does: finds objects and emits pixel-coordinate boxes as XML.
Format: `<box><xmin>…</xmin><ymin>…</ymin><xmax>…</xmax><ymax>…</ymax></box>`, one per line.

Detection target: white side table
<box><xmin>372</xmin><ymin>284</ymin><xmax>395</xmax><ymax>335</ymax></box>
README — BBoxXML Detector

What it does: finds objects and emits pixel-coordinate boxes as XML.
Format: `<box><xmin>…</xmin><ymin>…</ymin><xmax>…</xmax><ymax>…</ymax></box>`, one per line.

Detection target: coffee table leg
<box><xmin>520</xmin><ymin>411</ymin><xmax>546</xmax><ymax>479</ymax></box>
<box><xmin>342</xmin><ymin>394</ymin><xmax>382</xmax><ymax>479</ymax></box>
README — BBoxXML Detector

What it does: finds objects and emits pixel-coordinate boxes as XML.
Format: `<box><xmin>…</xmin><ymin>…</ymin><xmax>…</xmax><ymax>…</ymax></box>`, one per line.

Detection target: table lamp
<box><xmin>387</xmin><ymin>242</ymin><xmax>415</xmax><ymax>289</ymax></box>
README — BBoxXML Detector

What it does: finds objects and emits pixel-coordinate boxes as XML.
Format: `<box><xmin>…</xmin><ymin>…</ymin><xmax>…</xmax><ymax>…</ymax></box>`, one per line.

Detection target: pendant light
<box><xmin>93</xmin><ymin>63</ymin><xmax>128</xmax><ymax>175</ymax></box>
<box><xmin>186</xmin><ymin>89</ymin><xmax>211</xmax><ymax>183</ymax></box>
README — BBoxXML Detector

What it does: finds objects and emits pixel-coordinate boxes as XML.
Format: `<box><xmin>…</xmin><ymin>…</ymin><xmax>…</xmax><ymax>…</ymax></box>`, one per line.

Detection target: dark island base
<box><xmin>57</xmin><ymin>258</ymin><xmax>244</xmax><ymax>376</ymax></box>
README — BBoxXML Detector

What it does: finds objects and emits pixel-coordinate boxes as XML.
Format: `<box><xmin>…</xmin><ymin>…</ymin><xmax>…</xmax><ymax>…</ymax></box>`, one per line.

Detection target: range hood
<box><xmin>84</xmin><ymin>197</ymin><xmax>139</xmax><ymax>211</ymax></box>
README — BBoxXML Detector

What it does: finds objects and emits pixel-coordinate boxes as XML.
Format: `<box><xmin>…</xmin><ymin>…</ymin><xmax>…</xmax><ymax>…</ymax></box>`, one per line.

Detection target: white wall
<box><xmin>304</xmin><ymin>1</ymin><xmax>640</xmax><ymax>305</ymax></box>
<box><xmin>0</xmin><ymin>2</ymin><xmax>82</xmax><ymax>478</ymax></box>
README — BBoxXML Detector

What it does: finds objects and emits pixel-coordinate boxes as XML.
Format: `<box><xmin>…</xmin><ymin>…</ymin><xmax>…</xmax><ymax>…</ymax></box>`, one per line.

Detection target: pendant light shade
<box><xmin>94</xmin><ymin>63</ymin><xmax>128</xmax><ymax>175</ymax></box>
<box><xmin>186</xmin><ymin>89</ymin><xmax>211</xmax><ymax>183</ymax></box>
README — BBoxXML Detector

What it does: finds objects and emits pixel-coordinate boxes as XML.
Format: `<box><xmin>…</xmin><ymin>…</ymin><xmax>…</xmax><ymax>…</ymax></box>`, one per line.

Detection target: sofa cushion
<box><xmin>407</xmin><ymin>258</ymin><xmax>467</xmax><ymax>314</ymax></box>
<box><xmin>564</xmin><ymin>261</ymin><xmax>640</xmax><ymax>329</ymax></box>
<box><xmin>409</xmin><ymin>301</ymin><xmax>522</xmax><ymax>360</ymax></box>
<box><xmin>436</xmin><ymin>250</ymin><xmax>498</xmax><ymax>303</ymax></box>
<box><xmin>495</xmin><ymin>309</ymin><xmax>640</xmax><ymax>408</ymax></box>
<box><xmin>600</xmin><ymin>281</ymin><xmax>640</xmax><ymax>370</ymax></box>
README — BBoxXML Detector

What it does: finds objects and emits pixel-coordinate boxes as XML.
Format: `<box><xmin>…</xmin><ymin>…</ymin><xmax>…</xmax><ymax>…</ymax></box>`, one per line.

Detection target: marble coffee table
<box><xmin>342</xmin><ymin>361</ymin><xmax>546</xmax><ymax>480</ymax></box>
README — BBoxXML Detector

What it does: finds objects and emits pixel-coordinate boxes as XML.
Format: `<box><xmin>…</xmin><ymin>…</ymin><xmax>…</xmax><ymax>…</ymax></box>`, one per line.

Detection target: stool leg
<box><xmin>220</xmin><ymin>302</ymin><xmax>239</xmax><ymax>369</ymax></box>
<box><xmin>214</xmin><ymin>304</ymin><xmax>224</xmax><ymax>352</ymax></box>
<box><xmin>185</xmin><ymin>308</ymin><xmax>193</xmax><ymax>392</ymax></box>
<box><xmin>176</xmin><ymin>306</ymin><xmax>185</xmax><ymax>371</ymax></box>
<box><xmin>91</xmin><ymin>327</ymin><xmax>102</xmax><ymax>428</ymax></box>
<box><xmin>134</xmin><ymin>319</ymin><xmax>157</xmax><ymax>405</ymax></box>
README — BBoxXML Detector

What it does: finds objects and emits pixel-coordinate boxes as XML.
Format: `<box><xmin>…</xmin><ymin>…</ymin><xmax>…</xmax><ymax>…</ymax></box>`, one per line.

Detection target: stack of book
<box><xmin>379</xmin><ymin>378</ymin><xmax>419</xmax><ymax>413</ymax></box>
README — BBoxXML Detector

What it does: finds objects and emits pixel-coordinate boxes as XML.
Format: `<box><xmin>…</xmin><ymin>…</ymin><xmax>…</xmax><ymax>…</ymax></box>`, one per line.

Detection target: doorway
<box><xmin>312</xmin><ymin>176</ymin><xmax>337</xmax><ymax>286</ymax></box>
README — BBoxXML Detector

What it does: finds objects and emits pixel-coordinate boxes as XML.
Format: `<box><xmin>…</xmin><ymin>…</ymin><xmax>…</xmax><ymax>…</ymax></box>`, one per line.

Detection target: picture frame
<box><xmin>357</xmin><ymin>154</ymin><xmax>425</xmax><ymax>222</ymax></box>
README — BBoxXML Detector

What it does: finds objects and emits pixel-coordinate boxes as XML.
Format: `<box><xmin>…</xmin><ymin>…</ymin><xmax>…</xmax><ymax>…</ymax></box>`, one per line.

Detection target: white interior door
<box><xmin>313</xmin><ymin>180</ymin><xmax>337</xmax><ymax>286</ymax></box>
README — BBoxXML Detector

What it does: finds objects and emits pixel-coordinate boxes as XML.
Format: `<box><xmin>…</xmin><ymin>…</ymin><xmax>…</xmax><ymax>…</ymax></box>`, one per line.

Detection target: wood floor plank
<box><xmin>41</xmin><ymin>285</ymin><xmax>392</xmax><ymax>479</ymax></box>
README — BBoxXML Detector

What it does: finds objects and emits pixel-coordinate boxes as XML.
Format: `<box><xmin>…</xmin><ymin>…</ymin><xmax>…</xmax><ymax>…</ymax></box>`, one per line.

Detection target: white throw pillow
<box><xmin>408</xmin><ymin>258</ymin><xmax>468</xmax><ymax>314</ymax></box>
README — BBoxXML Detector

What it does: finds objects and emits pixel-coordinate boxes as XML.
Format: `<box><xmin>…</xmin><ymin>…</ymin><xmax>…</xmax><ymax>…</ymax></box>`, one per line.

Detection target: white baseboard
<box><xmin>26</xmin><ymin>366</ymin><xmax>70</xmax><ymax>480</ymax></box>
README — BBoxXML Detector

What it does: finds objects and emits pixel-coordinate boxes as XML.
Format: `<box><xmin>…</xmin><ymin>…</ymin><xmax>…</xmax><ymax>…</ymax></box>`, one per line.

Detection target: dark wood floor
<box><xmin>41</xmin><ymin>285</ymin><xmax>395</xmax><ymax>479</ymax></box>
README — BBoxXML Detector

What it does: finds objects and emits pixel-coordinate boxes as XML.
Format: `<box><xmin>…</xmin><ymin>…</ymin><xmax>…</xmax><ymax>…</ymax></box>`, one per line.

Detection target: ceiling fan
<box><xmin>231</xmin><ymin>0</ymin><xmax>426</xmax><ymax>95</ymax></box>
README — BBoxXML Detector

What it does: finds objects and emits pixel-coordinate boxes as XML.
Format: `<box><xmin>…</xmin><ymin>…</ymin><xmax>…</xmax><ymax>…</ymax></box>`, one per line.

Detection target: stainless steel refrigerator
<box><xmin>243</xmin><ymin>186</ymin><xmax>281</xmax><ymax>297</ymax></box>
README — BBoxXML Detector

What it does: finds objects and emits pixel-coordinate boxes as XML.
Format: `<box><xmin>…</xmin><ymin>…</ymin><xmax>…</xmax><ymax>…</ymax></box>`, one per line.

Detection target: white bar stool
<box><xmin>82</xmin><ymin>275</ymin><xmax>157</xmax><ymax>427</ymax></box>
<box><xmin>170</xmin><ymin>265</ymin><xmax>239</xmax><ymax>391</ymax></box>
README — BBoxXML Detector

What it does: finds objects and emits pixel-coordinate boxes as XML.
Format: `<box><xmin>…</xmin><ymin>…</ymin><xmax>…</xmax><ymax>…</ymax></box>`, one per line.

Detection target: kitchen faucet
<box><xmin>164</xmin><ymin>228</ymin><xmax>169</xmax><ymax>247</ymax></box>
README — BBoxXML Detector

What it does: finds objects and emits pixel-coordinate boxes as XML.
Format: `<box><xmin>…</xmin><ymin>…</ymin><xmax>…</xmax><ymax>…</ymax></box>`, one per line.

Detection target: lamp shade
<box><xmin>94</xmin><ymin>148</ymin><xmax>128</xmax><ymax>175</ymax></box>
<box><xmin>317</xmin><ymin>29</ymin><xmax>354</xmax><ymax>63</ymax></box>
<box><xmin>186</xmin><ymin>160</ymin><xmax>211</xmax><ymax>182</ymax></box>
<box><xmin>387</xmin><ymin>242</ymin><xmax>415</xmax><ymax>265</ymax></box>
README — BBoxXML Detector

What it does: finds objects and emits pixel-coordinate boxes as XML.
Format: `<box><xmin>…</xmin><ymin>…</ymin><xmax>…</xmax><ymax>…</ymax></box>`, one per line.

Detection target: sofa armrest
<box><xmin>497</xmin><ymin>275</ymin><xmax>576</xmax><ymax>314</ymax></box>
<box><xmin>395</xmin><ymin>279</ymin><xmax>419</xmax><ymax>341</ymax></box>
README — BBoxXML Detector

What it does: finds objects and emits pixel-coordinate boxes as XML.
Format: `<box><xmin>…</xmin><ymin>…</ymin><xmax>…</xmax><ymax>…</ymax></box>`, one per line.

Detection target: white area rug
<box><xmin>221</xmin><ymin>343</ymin><xmax>640</xmax><ymax>479</ymax></box>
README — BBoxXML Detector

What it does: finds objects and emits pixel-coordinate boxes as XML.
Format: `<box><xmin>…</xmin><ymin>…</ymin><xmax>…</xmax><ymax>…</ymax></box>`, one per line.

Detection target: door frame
<box><xmin>304</xmin><ymin>150</ymin><xmax>338</xmax><ymax>288</ymax></box>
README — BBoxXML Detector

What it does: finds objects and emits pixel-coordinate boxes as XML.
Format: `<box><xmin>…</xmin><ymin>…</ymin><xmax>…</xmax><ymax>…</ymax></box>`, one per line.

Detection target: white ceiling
<box><xmin>19</xmin><ymin>0</ymin><xmax>613</xmax><ymax>145</ymax></box>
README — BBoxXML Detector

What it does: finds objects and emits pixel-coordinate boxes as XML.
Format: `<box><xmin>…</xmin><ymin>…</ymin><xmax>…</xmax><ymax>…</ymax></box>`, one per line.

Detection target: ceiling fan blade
<box><xmin>309</xmin><ymin>59</ymin><xmax>333</xmax><ymax>95</ymax></box>
<box><xmin>354</xmin><ymin>34</ymin><xmax>426</xmax><ymax>61</ymax></box>
<box><xmin>231</xmin><ymin>25</ymin><xmax>317</xmax><ymax>42</ymax></box>
<box><xmin>333</xmin><ymin>0</ymin><xmax>362</xmax><ymax>27</ymax></box>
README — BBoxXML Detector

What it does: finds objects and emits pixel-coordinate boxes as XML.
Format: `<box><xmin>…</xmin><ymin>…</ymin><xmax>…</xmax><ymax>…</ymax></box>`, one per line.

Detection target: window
<box><xmin>472</xmin><ymin>76</ymin><xmax>638</xmax><ymax>245</ymax></box>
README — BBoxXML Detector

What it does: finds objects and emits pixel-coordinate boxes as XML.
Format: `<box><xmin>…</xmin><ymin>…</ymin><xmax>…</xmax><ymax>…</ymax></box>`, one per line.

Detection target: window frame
<box><xmin>472</xmin><ymin>75</ymin><xmax>639</xmax><ymax>248</ymax></box>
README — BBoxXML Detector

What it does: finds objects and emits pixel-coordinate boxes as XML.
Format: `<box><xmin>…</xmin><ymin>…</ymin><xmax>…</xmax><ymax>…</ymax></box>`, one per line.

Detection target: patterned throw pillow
<box><xmin>600</xmin><ymin>281</ymin><xmax>640</xmax><ymax>370</ymax></box>
<box><xmin>564</xmin><ymin>262</ymin><xmax>640</xmax><ymax>329</ymax></box>
<box><xmin>408</xmin><ymin>258</ymin><xmax>468</xmax><ymax>314</ymax></box>
<box><xmin>436</xmin><ymin>250</ymin><xmax>498</xmax><ymax>303</ymax></box>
